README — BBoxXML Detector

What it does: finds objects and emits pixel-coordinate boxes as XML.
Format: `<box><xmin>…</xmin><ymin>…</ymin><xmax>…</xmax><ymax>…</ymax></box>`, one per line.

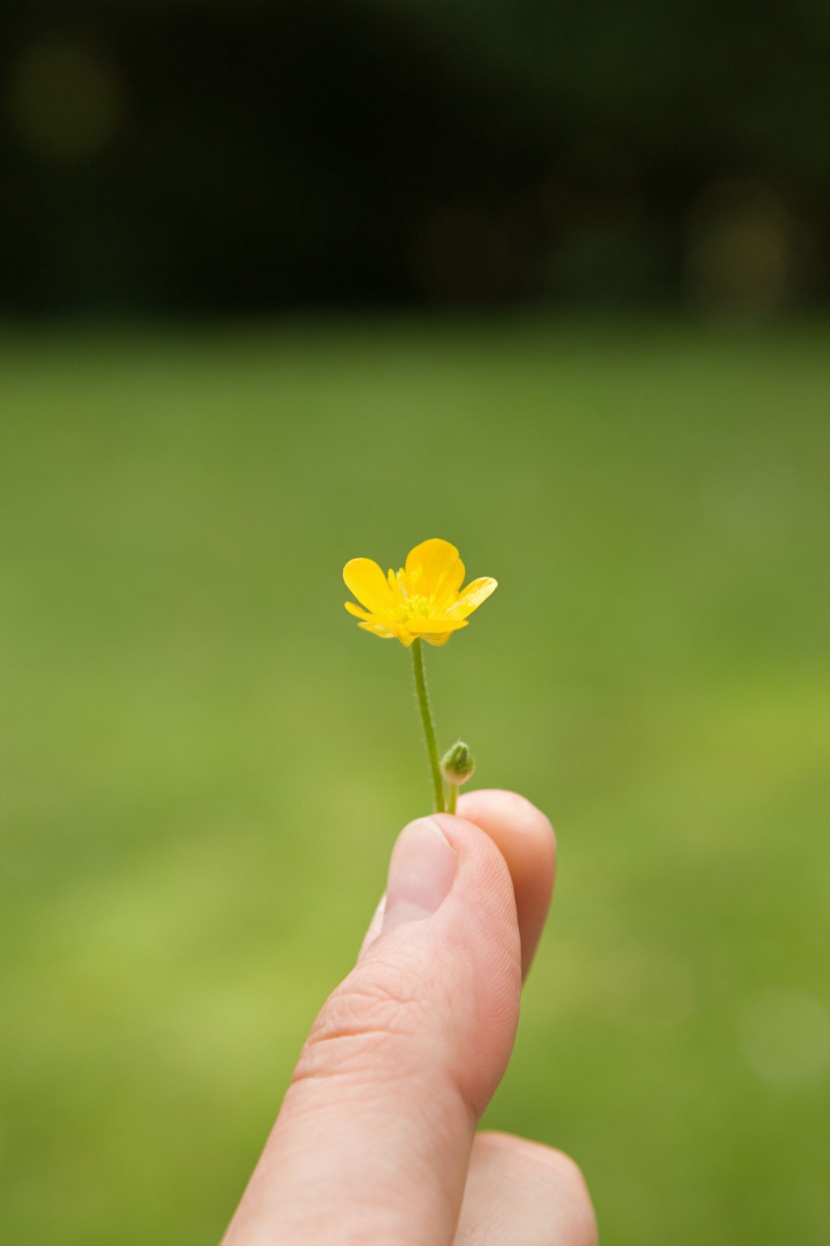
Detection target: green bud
<box><xmin>441</xmin><ymin>740</ymin><xmax>475</xmax><ymax>786</ymax></box>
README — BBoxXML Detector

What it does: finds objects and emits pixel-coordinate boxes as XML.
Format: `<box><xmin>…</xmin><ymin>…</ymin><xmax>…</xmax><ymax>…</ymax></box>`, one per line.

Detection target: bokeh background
<box><xmin>2</xmin><ymin>3</ymin><xmax>829</xmax><ymax>1245</ymax></box>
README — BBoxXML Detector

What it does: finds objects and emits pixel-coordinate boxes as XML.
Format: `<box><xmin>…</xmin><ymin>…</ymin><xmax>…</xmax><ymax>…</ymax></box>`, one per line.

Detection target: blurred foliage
<box><xmin>1</xmin><ymin>0</ymin><xmax>829</xmax><ymax>312</ymax></box>
<box><xmin>386</xmin><ymin>0</ymin><xmax>830</xmax><ymax>171</ymax></box>
<box><xmin>1</xmin><ymin>319</ymin><xmax>829</xmax><ymax>1244</ymax></box>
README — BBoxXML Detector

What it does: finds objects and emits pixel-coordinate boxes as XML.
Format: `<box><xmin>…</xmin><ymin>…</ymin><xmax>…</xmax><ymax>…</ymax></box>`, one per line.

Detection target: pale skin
<box><xmin>223</xmin><ymin>789</ymin><xmax>598</xmax><ymax>1246</ymax></box>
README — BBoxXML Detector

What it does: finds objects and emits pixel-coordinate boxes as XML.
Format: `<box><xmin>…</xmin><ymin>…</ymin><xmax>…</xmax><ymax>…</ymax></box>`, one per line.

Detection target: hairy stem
<box><xmin>411</xmin><ymin>638</ymin><xmax>446</xmax><ymax>813</ymax></box>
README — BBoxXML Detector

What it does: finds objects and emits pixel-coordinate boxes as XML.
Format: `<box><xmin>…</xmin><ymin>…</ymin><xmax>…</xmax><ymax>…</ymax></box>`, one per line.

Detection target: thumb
<box><xmin>224</xmin><ymin>797</ymin><xmax>555</xmax><ymax>1246</ymax></box>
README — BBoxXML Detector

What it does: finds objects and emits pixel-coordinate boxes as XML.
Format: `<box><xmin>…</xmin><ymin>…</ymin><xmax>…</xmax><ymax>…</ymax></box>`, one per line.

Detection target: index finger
<box><xmin>457</xmin><ymin>789</ymin><xmax>556</xmax><ymax>976</ymax></box>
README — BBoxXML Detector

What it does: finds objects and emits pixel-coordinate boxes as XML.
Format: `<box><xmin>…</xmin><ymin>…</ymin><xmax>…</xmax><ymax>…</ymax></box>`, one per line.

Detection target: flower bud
<box><xmin>441</xmin><ymin>740</ymin><xmax>475</xmax><ymax>786</ymax></box>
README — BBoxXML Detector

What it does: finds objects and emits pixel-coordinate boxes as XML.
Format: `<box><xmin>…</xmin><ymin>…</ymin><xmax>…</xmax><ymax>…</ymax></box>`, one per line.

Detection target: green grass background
<box><xmin>2</xmin><ymin>319</ymin><xmax>829</xmax><ymax>1244</ymax></box>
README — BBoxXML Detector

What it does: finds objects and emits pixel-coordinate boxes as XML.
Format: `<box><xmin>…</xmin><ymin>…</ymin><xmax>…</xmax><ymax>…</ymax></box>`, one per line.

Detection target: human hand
<box><xmin>223</xmin><ymin>789</ymin><xmax>597</xmax><ymax>1245</ymax></box>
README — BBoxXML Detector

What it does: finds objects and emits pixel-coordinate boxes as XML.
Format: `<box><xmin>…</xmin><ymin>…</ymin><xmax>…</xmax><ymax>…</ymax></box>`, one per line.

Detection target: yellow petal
<box><xmin>409</xmin><ymin>615</ymin><xmax>468</xmax><ymax>634</ymax></box>
<box><xmin>456</xmin><ymin>577</ymin><xmax>498</xmax><ymax>615</ymax></box>
<box><xmin>423</xmin><ymin>629</ymin><xmax>454</xmax><ymax>646</ymax></box>
<box><xmin>345</xmin><ymin>601</ymin><xmax>373</xmax><ymax>620</ymax></box>
<box><xmin>358</xmin><ymin>620</ymin><xmax>396</xmax><ymax>638</ymax></box>
<box><xmin>344</xmin><ymin>558</ymin><xmax>395</xmax><ymax>615</ymax></box>
<box><xmin>405</xmin><ymin>538</ymin><xmax>464</xmax><ymax>601</ymax></box>
<box><xmin>411</xmin><ymin>620</ymin><xmax>468</xmax><ymax>642</ymax></box>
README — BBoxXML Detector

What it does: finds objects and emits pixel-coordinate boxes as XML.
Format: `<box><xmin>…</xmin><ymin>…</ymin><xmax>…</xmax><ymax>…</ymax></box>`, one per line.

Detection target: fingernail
<box><xmin>381</xmin><ymin>817</ymin><xmax>458</xmax><ymax>934</ymax></box>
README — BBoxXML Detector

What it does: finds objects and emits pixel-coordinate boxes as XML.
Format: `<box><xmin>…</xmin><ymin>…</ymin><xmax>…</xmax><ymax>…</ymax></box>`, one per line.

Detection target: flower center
<box><xmin>402</xmin><ymin>594</ymin><xmax>434</xmax><ymax>621</ymax></box>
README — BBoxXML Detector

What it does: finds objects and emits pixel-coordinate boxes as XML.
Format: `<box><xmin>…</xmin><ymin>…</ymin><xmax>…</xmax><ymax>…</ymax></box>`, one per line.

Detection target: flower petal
<box><xmin>423</xmin><ymin>626</ymin><xmax>462</xmax><ymax>646</ymax></box>
<box><xmin>344</xmin><ymin>558</ymin><xmax>395</xmax><ymax>615</ymax></box>
<box><xmin>405</xmin><ymin>538</ymin><xmax>465</xmax><ymax>602</ymax></box>
<box><xmin>344</xmin><ymin>601</ymin><xmax>373</xmax><ymax>620</ymax></box>
<box><xmin>409</xmin><ymin>615</ymin><xmax>469</xmax><ymax>634</ymax></box>
<box><xmin>358</xmin><ymin>620</ymin><xmax>396</xmax><ymax>638</ymax></box>
<box><xmin>456</xmin><ymin>577</ymin><xmax>498</xmax><ymax>615</ymax></box>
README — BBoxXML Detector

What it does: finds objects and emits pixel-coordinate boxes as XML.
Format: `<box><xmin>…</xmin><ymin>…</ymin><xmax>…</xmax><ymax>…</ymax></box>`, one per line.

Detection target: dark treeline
<box><xmin>2</xmin><ymin>0</ymin><xmax>829</xmax><ymax>314</ymax></box>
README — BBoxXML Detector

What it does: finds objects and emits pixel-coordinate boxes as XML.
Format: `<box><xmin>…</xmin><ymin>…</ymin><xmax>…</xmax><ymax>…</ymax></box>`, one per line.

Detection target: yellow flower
<box><xmin>344</xmin><ymin>538</ymin><xmax>497</xmax><ymax>647</ymax></box>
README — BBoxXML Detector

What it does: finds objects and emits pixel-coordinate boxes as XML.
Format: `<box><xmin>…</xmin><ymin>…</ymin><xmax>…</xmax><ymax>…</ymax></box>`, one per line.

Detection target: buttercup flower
<box><xmin>344</xmin><ymin>538</ymin><xmax>497</xmax><ymax>647</ymax></box>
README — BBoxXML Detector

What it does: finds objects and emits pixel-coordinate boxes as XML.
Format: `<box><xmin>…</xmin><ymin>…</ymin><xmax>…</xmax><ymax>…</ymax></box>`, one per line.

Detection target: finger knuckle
<box><xmin>292</xmin><ymin>960</ymin><xmax>428</xmax><ymax>1086</ymax></box>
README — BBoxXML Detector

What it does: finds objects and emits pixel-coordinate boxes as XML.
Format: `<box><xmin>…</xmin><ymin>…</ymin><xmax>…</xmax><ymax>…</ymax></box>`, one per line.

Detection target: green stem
<box><xmin>411</xmin><ymin>638</ymin><xmax>446</xmax><ymax>812</ymax></box>
<box><xmin>447</xmin><ymin>785</ymin><xmax>457</xmax><ymax>814</ymax></box>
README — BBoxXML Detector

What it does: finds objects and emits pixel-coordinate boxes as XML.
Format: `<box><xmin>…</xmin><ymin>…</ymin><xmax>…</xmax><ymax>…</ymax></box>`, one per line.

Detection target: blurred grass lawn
<box><xmin>2</xmin><ymin>318</ymin><xmax>829</xmax><ymax>1245</ymax></box>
